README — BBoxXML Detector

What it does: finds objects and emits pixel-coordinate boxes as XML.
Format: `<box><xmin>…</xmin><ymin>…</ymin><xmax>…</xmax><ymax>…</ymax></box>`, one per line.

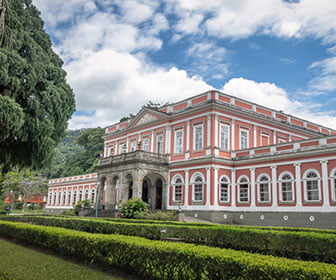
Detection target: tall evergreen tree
<box><xmin>0</xmin><ymin>0</ymin><xmax>75</xmax><ymax>172</ymax></box>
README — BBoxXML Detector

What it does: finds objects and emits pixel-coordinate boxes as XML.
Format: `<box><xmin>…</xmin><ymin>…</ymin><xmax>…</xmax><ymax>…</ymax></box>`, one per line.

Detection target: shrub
<box><xmin>2</xmin><ymin>215</ymin><xmax>336</xmax><ymax>264</ymax></box>
<box><xmin>73</xmin><ymin>199</ymin><xmax>91</xmax><ymax>215</ymax></box>
<box><xmin>0</xmin><ymin>220</ymin><xmax>336</xmax><ymax>280</ymax></box>
<box><xmin>121</xmin><ymin>199</ymin><xmax>148</xmax><ymax>218</ymax></box>
<box><xmin>61</xmin><ymin>210</ymin><xmax>75</xmax><ymax>216</ymax></box>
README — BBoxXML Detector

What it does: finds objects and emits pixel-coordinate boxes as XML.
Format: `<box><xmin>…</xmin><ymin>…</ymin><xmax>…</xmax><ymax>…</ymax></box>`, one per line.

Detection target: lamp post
<box><xmin>95</xmin><ymin>182</ymin><xmax>100</xmax><ymax>218</ymax></box>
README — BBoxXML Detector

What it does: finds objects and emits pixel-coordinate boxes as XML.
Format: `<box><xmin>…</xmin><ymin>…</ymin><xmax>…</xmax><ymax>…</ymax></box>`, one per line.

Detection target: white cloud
<box><xmin>222</xmin><ymin>77</ymin><xmax>336</xmax><ymax>129</ymax></box>
<box><xmin>66</xmin><ymin>49</ymin><xmax>211</xmax><ymax>129</ymax></box>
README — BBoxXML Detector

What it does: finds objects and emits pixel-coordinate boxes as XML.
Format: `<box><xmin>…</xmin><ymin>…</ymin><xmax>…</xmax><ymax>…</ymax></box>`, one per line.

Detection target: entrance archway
<box><xmin>142</xmin><ymin>179</ymin><xmax>149</xmax><ymax>203</ymax></box>
<box><xmin>126</xmin><ymin>174</ymin><xmax>133</xmax><ymax>199</ymax></box>
<box><xmin>155</xmin><ymin>178</ymin><xmax>162</xmax><ymax>210</ymax></box>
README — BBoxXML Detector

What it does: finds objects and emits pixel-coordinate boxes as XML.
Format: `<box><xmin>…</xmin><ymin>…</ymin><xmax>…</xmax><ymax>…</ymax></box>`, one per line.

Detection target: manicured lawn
<box><xmin>0</xmin><ymin>238</ymin><xmax>128</xmax><ymax>280</ymax></box>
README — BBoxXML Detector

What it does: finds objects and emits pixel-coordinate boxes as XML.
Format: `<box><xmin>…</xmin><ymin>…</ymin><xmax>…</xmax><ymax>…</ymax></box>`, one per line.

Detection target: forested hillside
<box><xmin>42</xmin><ymin>128</ymin><xmax>104</xmax><ymax>178</ymax></box>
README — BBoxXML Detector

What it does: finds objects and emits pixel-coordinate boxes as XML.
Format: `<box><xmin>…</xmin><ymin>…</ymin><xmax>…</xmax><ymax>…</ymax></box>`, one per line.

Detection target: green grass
<box><xmin>0</xmin><ymin>238</ymin><xmax>125</xmax><ymax>280</ymax></box>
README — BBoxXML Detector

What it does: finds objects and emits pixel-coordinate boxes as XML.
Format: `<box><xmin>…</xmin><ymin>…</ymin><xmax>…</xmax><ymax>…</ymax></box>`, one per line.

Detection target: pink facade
<box><xmin>47</xmin><ymin>91</ymin><xmax>336</xmax><ymax>227</ymax></box>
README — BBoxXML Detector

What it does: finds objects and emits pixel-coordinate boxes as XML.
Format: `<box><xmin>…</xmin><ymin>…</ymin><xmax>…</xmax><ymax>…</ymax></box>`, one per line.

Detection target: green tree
<box><xmin>0</xmin><ymin>0</ymin><xmax>75</xmax><ymax>173</ymax></box>
<box><xmin>1</xmin><ymin>170</ymin><xmax>47</xmax><ymax>211</ymax></box>
<box><xmin>59</xmin><ymin>128</ymin><xmax>104</xmax><ymax>177</ymax></box>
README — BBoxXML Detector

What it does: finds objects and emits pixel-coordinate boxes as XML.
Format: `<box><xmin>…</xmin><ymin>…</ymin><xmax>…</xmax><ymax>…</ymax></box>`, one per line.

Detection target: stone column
<box><xmin>271</xmin><ymin>165</ymin><xmax>277</xmax><ymax>209</ymax></box>
<box><xmin>231</xmin><ymin>120</ymin><xmax>235</xmax><ymax>150</ymax></box>
<box><xmin>206</xmin><ymin>115</ymin><xmax>211</xmax><ymax>155</ymax></box>
<box><xmin>294</xmin><ymin>163</ymin><xmax>302</xmax><ymax>206</ymax></box>
<box><xmin>206</xmin><ymin>167</ymin><xmax>211</xmax><ymax>206</ymax></box>
<box><xmin>250</xmin><ymin>168</ymin><xmax>256</xmax><ymax>207</ymax></box>
<box><xmin>214</xmin><ymin>168</ymin><xmax>219</xmax><ymax>207</ymax></box>
<box><xmin>320</xmin><ymin>160</ymin><xmax>329</xmax><ymax>207</ymax></box>
<box><xmin>184</xmin><ymin>170</ymin><xmax>189</xmax><ymax>208</ymax></box>
<box><xmin>231</xmin><ymin>169</ymin><xmax>236</xmax><ymax>208</ymax></box>
<box><xmin>186</xmin><ymin>120</ymin><xmax>190</xmax><ymax>159</ymax></box>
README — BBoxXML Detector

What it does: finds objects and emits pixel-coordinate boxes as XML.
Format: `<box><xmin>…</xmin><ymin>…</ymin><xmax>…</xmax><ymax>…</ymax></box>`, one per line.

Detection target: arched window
<box><xmin>238</xmin><ymin>176</ymin><xmax>249</xmax><ymax>203</ymax></box>
<box><xmin>192</xmin><ymin>174</ymin><xmax>204</xmax><ymax>201</ymax></box>
<box><xmin>257</xmin><ymin>175</ymin><xmax>270</xmax><ymax>202</ymax></box>
<box><xmin>53</xmin><ymin>192</ymin><xmax>57</xmax><ymax>205</ymax></box>
<box><xmin>172</xmin><ymin>176</ymin><xmax>183</xmax><ymax>202</ymax></box>
<box><xmin>79</xmin><ymin>190</ymin><xmax>83</xmax><ymax>201</ymax></box>
<box><xmin>91</xmin><ymin>189</ymin><xmax>95</xmax><ymax>204</ymax></box>
<box><xmin>67</xmin><ymin>191</ymin><xmax>71</xmax><ymax>205</ymax></box>
<box><xmin>63</xmin><ymin>191</ymin><xmax>66</xmax><ymax>205</ymax></box>
<box><xmin>219</xmin><ymin>176</ymin><xmax>230</xmax><ymax>202</ymax></box>
<box><xmin>49</xmin><ymin>193</ymin><xmax>52</xmax><ymax>205</ymax></box>
<box><xmin>304</xmin><ymin>170</ymin><xmax>320</xmax><ymax>201</ymax></box>
<box><xmin>73</xmin><ymin>191</ymin><xmax>77</xmax><ymax>204</ymax></box>
<box><xmin>85</xmin><ymin>189</ymin><xmax>89</xmax><ymax>200</ymax></box>
<box><xmin>58</xmin><ymin>192</ymin><xmax>62</xmax><ymax>205</ymax></box>
<box><xmin>279</xmin><ymin>173</ymin><xmax>294</xmax><ymax>202</ymax></box>
<box><xmin>331</xmin><ymin>169</ymin><xmax>336</xmax><ymax>201</ymax></box>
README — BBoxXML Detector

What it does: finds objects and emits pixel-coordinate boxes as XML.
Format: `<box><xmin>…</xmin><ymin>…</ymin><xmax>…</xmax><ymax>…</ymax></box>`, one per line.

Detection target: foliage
<box><xmin>41</xmin><ymin>129</ymin><xmax>84</xmax><ymax>178</ymax></box>
<box><xmin>135</xmin><ymin>211</ymin><xmax>177</xmax><ymax>221</ymax></box>
<box><xmin>121</xmin><ymin>198</ymin><xmax>149</xmax><ymax>218</ymax></box>
<box><xmin>3</xmin><ymin>215</ymin><xmax>336</xmax><ymax>264</ymax></box>
<box><xmin>0</xmin><ymin>170</ymin><xmax>47</xmax><ymax>210</ymax></box>
<box><xmin>0</xmin><ymin>220</ymin><xmax>336</xmax><ymax>280</ymax></box>
<box><xmin>73</xmin><ymin>199</ymin><xmax>91</xmax><ymax>215</ymax></box>
<box><xmin>0</xmin><ymin>0</ymin><xmax>75</xmax><ymax>173</ymax></box>
<box><xmin>0</xmin><ymin>236</ymin><xmax>121</xmax><ymax>280</ymax></box>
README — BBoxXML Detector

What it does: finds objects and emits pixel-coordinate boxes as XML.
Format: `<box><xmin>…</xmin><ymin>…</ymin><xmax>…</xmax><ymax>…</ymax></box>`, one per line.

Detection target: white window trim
<box><xmin>220</xmin><ymin>123</ymin><xmax>230</xmax><ymax>151</ymax></box>
<box><xmin>303</xmin><ymin>169</ymin><xmax>321</xmax><ymax>202</ymax></box>
<box><xmin>239</xmin><ymin>128</ymin><xmax>249</xmax><ymax>150</ymax></box>
<box><xmin>278</xmin><ymin>172</ymin><xmax>295</xmax><ymax>203</ymax></box>
<box><xmin>130</xmin><ymin>141</ymin><xmax>137</xmax><ymax>152</ymax></box>
<box><xmin>278</xmin><ymin>138</ymin><xmax>287</xmax><ymax>144</ymax></box>
<box><xmin>193</xmin><ymin>124</ymin><xmax>204</xmax><ymax>151</ymax></box>
<box><xmin>330</xmin><ymin>168</ymin><xmax>336</xmax><ymax>202</ymax></box>
<box><xmin>174</xmin><ymin>129</ymin><xmax>184</xmax><ymax>154</ymax></box>
<box><xmin>171</xmin><ymin>175</ymin><xmax>184</xmax><ymax>202</ymax></box>
<box><xmin>156</xmin><ymin>134</ymin><xmax>164</xmax><ymax>154</ymax></box>
<box><xmin>219</xmin><ymin>175</ymin><xmax>230</xmax><ymax>203</ymax></box>
<box><xmin>191</xmin><ymin>173</ymin><xmax>205</xmax><ymax>202</ymax></box>
<box><xmin>143</xmin><ymin>138</ymin><xmax>150</xmax><ymax>152</ymax></box>
<box><xmin>237</xmin><ymin>175</ymin><xmax>250</xmax><ymax>203</ymax></box>
<box><xmin>256</xmin><ymin>174</ymin><xmax>271</xmax><ymax>203</ymax></box>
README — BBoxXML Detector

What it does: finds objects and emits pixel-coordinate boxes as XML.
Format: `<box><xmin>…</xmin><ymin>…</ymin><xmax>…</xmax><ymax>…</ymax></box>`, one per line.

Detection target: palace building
<box><xmin>46</xmin><ymin>90</ymin><xmax>336</xmax><ymax>228</ymax></box>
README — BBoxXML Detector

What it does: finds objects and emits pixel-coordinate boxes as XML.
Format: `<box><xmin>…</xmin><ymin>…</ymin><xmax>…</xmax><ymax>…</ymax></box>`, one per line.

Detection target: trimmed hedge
<box><xmin>2</xmin><ymin>215</ymin><xmax>336</xmax><ymax>264</ymax></box>
<box><xmin>1</xmin><ymin>220</ymin><xmax>336</xmax><ymax>280</ymax></box>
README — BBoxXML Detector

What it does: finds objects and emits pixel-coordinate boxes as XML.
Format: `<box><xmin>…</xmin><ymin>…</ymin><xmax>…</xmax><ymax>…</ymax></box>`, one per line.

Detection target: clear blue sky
<box><xmin>33</xmin><ymin>0</ymin><xmax>336</xmax><ymax>129</ymax></box>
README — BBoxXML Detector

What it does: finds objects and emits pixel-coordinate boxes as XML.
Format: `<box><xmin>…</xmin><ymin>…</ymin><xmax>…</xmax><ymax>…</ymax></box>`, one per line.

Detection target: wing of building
<box><xmin>46</xmin><ymin>90</ymin><xmax>336</xmax><ymax>228</ymax></box>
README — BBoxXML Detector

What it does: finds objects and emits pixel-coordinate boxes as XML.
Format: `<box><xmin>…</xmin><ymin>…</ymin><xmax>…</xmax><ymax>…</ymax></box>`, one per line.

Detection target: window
<box><xmin>240</xmin><ymin>129</ymin><xmax>249</xmax><ymax>149</ymax></box>
<box><xmin>73</xmin><ymin>191</ymin><xmax>77</xmax><ymax>204</ymax></box>
<box><xmin>58</xmin><ymin>192</ymin><xmax>61</xmax><ymax>204</ymax></box>
<box><xmin>192</xmin><ymin>174</ymin><xmax>204</xmax><ymax>201</ymax></box>
<box><xmin>119</xmin><ymin>143</ymin><xmax>126</xmax><ymax>154</ymax></box>
<box><xmin>108</xmin><ymin>145</ymin><xmax>114</xmax><ymax>156</ymax></box>
<box><xmin>257</xmin><ymin>175</ymin><xmax>270</xmax><ymax>202</ymax></box>
<box><xmin>174</xmin><ymin>130</ymin><xmax>183</xmax><ymax>154</ymax></box>
<box><xmin>131</xmin><ymin>141</ymin><xmax>137</xmax><ymax>152</ymax></box>
<box><xmin>49</xmin><ymin>194</ymin><xmax>52</xmax><ymax>205</ymax></box>
<box><xmin>157</xmin><ymin>135</ymin><xmax>163</xmax><ymax>154</ymax></box>
<box><xmin>53</xmin><ymin>192</ymin><xmax>56</xmax><ymax>205</ymax></box>
<box><xmin>63</xmin><ymin>191</ymin><xmax>66</xmax><ymax>205</ymax></box>
<box><xmin>173</xmin><ymin>176</ymin><xmax>183</xmax><ymax>202</ymax></box>
<box><xmin>79</xmin><ymin>190</ymin><xmax>83</xmax><ymax>201</ymax></box>
<box><xmin>279</xmin><ymin>173</ymin><xmax>294</xmax><ymax>202</ymax></box>
<box><xmin>67</xmin><ymin>191</ymin><xmax>71</xmax><ymax>205</ymax></box>
<box><xmin>220</xmin><ymin>124</ymin><xmax>230</xmax><ymax>150</ymax></box>
<box><xmin>305</xmin><ymin>170</ymin><xmax>320</xmax><ymax>201</ymax></box>
<box><xmin>238</xmin><ymin>177</ymin><xmax>249</xmax><ymax>203</ymax></box>
<box><xmin>85</xmin><ymin>189</ymin><xmax>89</xmax><ymax>200</ymax></box>
<box><xmin>194</xmin><ymin>124</ymin><xmax>203</xmax><ymax>151</ymax></box>
<box><xmin>143</xmin><ymin>138</ymin><xmax>149</xmax><ymax>152</ymax></box>
<box><xmin>219</xmin><ymin>176</ymin><xmax>230</xmax><ymax>202</ymax></box>
<box><xmin>91</xmin><ymin>189</ymin><xmax>95</xmax><ymax>204</ymax></box>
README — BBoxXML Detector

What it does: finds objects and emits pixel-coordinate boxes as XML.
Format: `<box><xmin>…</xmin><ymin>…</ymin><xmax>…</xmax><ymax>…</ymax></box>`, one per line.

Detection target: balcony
<box><xmin>98</xmin><ymin>150</ymin><xmax>169</xmax><ymax>168</ymax></box>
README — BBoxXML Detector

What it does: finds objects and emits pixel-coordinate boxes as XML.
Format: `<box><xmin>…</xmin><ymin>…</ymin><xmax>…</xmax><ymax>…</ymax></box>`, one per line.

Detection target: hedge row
<box><xmin>101</xmin><ymin>217</ymin><xmax>336</xmax><ymax>234</ymax></box>
<box><xmin>1</xmin><ymin>220</ymin><xmax>336</xmax><ymax>280</ymax></box>
<box><xmin>2</xmin><ymin>215</ymin><xmax>336</xmax><ymax>264</ymax></box>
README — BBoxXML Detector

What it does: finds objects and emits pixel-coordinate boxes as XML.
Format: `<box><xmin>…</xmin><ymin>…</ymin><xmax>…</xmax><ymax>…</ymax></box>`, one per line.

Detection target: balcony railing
<box><xmin>99</xmin><ymin>150</ymin><xmax>169</xmax><ymax>166</ymax></box>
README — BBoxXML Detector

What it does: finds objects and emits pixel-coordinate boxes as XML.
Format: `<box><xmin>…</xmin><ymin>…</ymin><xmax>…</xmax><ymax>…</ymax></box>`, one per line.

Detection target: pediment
<box><xmin>127</xmin><ymin>108</ymin><xmax>168</xmax><ymax>129</ymax></box>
